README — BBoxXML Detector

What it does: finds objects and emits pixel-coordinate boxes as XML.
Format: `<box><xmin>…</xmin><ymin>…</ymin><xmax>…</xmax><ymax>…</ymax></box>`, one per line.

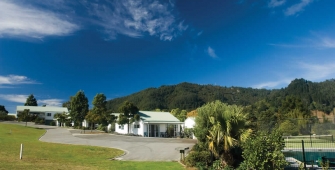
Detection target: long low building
<box><xmin>113</xmin><ymin>111</ymin><xmax>183</xmax><ymax>137</ymax></box>
<box><xmin>16</xmin><ymin>106</ymin><xmax>68</xmax><ymax>125</ymax></box>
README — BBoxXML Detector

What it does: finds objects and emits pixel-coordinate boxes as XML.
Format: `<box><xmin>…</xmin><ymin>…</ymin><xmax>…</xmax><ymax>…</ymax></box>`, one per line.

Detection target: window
<box><xmin>119</xmin><ymin>125</ymin><xmax>124</xmax><ymax>130</ymax></box>
<box><xmin>134</xmin><ymin>124</ymin><xmax>140</xmax><ymax>128</ymax></box>
<box><xmin>47</xmin><ymin>113</ymin><xmax>51</xmax><ymax>116</ymax></box>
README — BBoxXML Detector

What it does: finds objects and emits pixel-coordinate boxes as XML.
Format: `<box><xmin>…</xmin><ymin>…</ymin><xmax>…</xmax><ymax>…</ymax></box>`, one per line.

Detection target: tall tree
<box><xmin>92</xmin><ymin>93</ymin><xmax>108</xmax><ymax>124</ymax></box>
<box><xmin>0</xmin><ymin>105</ymin><xmax>8</xmax><ymax>115</ymax></box>
<box><xmin>24</xmin><ymin>94</ymin><xmax>38</xmax><ymax>106</ymax></box>
<box><xmin>62</xmin><ymin>97</ymin><xmax>72</xmax><ymax>111</ymax></box>
<box><xmin>70</xmin><ymin>90</ymin><xmax>89</xmax><ymax>127</ymax></box>
<box><xmin>85</xmin><ymin>110</ymin><xmax>101</xmax><ymax>131</ymax></box>
<box><xmin>118</xmin><ymin>101</ymin><xmax>139</xmax><ymax>134</ymax></box>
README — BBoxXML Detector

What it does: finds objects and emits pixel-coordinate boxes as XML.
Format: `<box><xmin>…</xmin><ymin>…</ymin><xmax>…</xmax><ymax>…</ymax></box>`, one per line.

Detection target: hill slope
<box><xmin>106</xmin><ymin>79</ymin><xmax>335</xmax><ymax>113</ymax></box>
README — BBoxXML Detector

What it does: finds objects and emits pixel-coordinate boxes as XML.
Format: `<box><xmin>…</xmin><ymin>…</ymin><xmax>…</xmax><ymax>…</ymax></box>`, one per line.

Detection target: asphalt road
<box><xmin>2</xmin><ymin>121</ymin><xmax>196</xmax><ymax>161</ymax></box>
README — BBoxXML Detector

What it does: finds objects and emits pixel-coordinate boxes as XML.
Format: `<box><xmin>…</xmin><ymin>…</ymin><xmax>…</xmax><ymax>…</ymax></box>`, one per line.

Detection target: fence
<box><xmin>284</xmin><ymin>137</ymin><xmax>335</xmax><ymax>169</ymax></box>
<box><xmin>254</xmin><ymin>118</ymin><xmax>335</xmax><ymax>169</ymax></box>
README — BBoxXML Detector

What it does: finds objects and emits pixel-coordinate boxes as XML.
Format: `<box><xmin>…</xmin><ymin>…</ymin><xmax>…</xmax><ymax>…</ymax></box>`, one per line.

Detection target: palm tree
<box><xmin>206</xmin><ymin>104</ymin><xmax>253</xmax><ymax>166</ymax></box>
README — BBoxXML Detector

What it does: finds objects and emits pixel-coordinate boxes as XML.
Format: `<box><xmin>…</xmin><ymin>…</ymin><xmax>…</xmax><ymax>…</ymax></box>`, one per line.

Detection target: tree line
<box><xmin>106</xmin><ymin>78</ymin><xmax>335</xmax><ymax>114</ymax></box>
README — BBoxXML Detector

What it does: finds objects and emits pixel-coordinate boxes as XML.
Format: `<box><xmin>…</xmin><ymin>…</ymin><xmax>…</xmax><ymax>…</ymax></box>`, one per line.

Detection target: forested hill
<box><xmin>106</xmin><ymin>78</ymin><xmax>335</xmax><ymax>113</ymax></box>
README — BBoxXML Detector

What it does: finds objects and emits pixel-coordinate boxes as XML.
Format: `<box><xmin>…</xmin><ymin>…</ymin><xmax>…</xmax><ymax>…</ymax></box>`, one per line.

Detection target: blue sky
<box><xmin>1</xmin><ymin>0</ymin><xmax>335</xmax><ymax>113</ymax></box>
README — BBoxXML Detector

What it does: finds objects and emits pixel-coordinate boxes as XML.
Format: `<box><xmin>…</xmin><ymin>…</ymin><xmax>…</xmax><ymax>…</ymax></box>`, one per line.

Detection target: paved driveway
<box><xmin>2</xmin><ymin>122</ymin><xmax>196</xmax><ymax>161</ymax></box>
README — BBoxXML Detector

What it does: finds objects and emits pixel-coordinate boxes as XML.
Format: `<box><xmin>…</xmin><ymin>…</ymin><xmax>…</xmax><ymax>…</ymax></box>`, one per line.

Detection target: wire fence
<box><xmin>256</xmin><ymin>119</ymin><xmax>335</xmax><ymax>169</ymax></box>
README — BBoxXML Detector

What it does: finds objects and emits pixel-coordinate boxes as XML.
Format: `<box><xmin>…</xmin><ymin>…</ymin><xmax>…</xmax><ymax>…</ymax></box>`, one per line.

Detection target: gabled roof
<box><xmin>139</xmin><ymin>111</ymin><xmax>181</xmax><ymax>123</ymax></box>
<box><xmin>16</xmin><ymin>106</ymin><xmax>68</xmax><ymax>113</ymax></box>
<box><xmin>112</xmin><ymin>111</ymin><xmax>182</xmax><ymax>123</ymax></box>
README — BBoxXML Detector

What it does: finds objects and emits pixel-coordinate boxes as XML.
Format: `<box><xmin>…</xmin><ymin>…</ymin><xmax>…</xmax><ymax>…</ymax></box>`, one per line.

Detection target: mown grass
<box><xmin>0</xmin><ymin>123</ymin><xmax>184</xmax><ymax>170</ymax></box>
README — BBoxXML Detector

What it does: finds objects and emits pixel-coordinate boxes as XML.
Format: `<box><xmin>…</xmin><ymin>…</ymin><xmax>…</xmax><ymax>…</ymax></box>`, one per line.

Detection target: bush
<box><xmin>0</xmin><ymin>115</ymin><xmax>16</xmax><ymax>121</ymax></box>
<box><xmin>97</xmin><ymin>124</ymin><xmax>106</xmax><ymax>131</ymax></box>
<box><xmin>34</xmin><ymin>117</ymin><xmax>45</xmax><ymax>125</ymax></box>
<box><xmin>184</xmin><ymin>128</ymin><xmax>194</xmax><ymax>139</ymax></box>
<box><xmin>65</xmin><ymin>121</ymin><xmax>72</xmax><ymax>127</ymax></box>
<box><xmin>185</xmin><ymin>151</ymin><xmax>211</xmax><ymax>168</ymax></box>
<box><xmin>50</xmin><ymin>121</ymin><xmax>56</xmax><ymax>126</ymax></box>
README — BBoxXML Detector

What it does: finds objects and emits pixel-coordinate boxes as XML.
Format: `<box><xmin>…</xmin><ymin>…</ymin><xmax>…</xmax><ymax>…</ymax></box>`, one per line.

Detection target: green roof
<box><xmin>16</xmin><ymin>106</ymin><xmax>68</xmax><ymax>113</ymax></box>
<box><xmin>112</xmin><ymin>111</ymin><xmax>181</xmax><ymax>123</ymax></box>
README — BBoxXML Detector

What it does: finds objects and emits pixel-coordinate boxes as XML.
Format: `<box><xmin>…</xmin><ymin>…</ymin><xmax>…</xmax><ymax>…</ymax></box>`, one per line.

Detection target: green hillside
<box><xmin>106</xmin><ymin>78</ymin><xmax>335</xmax><ymax>113</ymax></box>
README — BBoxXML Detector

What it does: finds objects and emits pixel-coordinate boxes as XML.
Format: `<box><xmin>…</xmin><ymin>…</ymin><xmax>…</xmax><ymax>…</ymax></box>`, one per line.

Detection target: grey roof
<box><xmin>16</xmin><ymin>106</ymin><xmax>68</xmax><ymax>113</ymax></box>
<box><xmin>139</xmin><ymin>111</ymin><xmax>181</xmax><ymax>122</ymax></box>
<box><xmin>112</xmin><ymin>111</ymin><xmax>182</xmax><ymax>123</ymax></box>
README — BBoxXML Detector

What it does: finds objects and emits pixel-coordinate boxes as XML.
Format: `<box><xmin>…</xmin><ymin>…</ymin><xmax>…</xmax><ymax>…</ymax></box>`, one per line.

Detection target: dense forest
<box><xmin>106</xmin><ymin>78</ymin><xmax>335</xmax><ymax>114</ymax></box>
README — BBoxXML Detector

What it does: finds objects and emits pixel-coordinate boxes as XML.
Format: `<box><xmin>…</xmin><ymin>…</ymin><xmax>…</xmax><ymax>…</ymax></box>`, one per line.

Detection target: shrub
<box><xmin>0</xmin><ymin>115</ymin><xmax>16</xmax><ymax>121</ymax></box>
<box><xmin>65</xmin><ymin>121</ymin><xmax>72</xmax><ymax>127</ymax></box>
<box><xmin>34</xmin><ymin>117</ymin><xmax>45</xmax><ymax>125</ymax></box>
<box><xmin>184</xmin><ymin>128</ymin><xmax>194</xmax><ymax>139</ymax></box>
<box><xmin>185</xmin><ymin>151</ymin><xmax>211</xmax><ymax>168</ymax></box>
<box><xmin>50</xmin><ymin>121</ymin><xmax>56</xmax><ymax>126</ymax></box>
<box><xmin>97</xmin><ymin>124</ymin><xmax>106</xmax><ymax>131</ymax></box>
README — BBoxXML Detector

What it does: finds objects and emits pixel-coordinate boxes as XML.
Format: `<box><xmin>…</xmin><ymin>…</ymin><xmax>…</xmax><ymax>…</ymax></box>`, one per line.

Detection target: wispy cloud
<box><xmin>284</xmin><ymin>0</ymin><xmax>313</xmax><ymax>16</ymax></box>
<box><xmin>0</xmin><ymin>94</ymin><xmax>28</xmax><ymax>103</ymax></box>
<box><xmin>298</xmin><ymin>62</ymin><xmax>335</xmax><ymax>81</ymax></box>
<box><xmin>253</xmin><ymin>61</ymin><xmax>335</xmax><ymax>89</ymax></box>
<box><xmin>0</xmin><ymin>75</ymin><xmax>38</xmax><ymax>88</ymax></box>
<box><xmin>85</xmin><ymin>0</ymin><xmax>187</xmax><ymax>41</ymax></box>
<box><xmin>38</xmin><ymin>99</ymin><xmax>63</xmax><ymax>106</ymax></box>
<box><xmin>0</xmin><ymin>94</ymin><xmax>63</xmax><ymax>107</ymax></box>
<box><xmin>0</xmin><ymin>1</ymin><xmax>78</xmax><ymax>39</ymax></box>
<box><xmin>320</xmin><ymin>37</ymin><xmax>335</xmax><ymax>48</ymax></box>
<box><xmin>207</xmin><ymin>46</ymin><xmax>218</xmax><ymax>58</ymax></box>
<box><xmin>268</xmin><ymin>0</ymin><xmax>286</xmax><ymax>8</ymax></box>
<box><xmin>197</xmin><ymin>31</ymin><xmax>203</xmax><ymax>37</ymax></box>
<box><xmin>254</xmin><ymin>79</ymin><xmax>291</xmax><ymax>89</ymax></box>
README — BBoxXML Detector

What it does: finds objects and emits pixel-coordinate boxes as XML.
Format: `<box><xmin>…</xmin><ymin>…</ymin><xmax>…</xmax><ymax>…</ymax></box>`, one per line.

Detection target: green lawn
<box><xmin>0</xmin><ymin>123</ymin><xmax>184</xmax><ymax>170</ymax></box>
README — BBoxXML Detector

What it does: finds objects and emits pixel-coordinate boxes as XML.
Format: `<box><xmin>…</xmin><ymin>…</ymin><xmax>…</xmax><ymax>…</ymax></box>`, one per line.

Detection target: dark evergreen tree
<box><xmin>24</xmin><ymin>94</ymin><xmax>38</xmax><ymax>106</ymax></box>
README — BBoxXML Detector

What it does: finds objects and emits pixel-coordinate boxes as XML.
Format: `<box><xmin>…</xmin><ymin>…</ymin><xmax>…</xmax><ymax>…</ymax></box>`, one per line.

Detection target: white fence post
<box><xmin>20</xmin><ymin>143</ymin><xmax>23</xmax><ymax>160</ymax></box>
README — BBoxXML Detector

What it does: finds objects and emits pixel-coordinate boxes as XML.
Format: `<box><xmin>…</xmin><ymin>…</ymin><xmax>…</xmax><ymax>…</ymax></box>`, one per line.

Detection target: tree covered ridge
<box><xmin>106</xmin><ymin>78</ymin><xmax>335</xmax><ymax>113</ymax></box>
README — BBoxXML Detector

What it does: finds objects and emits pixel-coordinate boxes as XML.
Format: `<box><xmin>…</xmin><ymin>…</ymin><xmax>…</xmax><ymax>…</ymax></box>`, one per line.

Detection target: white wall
<box><xmin>115</xmin><ymin>123</ymin><xmax>129</xmax><ymax>134</ymax></box>
<box><xmin>184</xmin><ymin>117</ymin><xmax>195</xmax><ymax>128</ymax></box>
<box><xmin>43</xmin><ymin>112</ymin><xmax>58</xmax><ymax>120</ymax></box>
<box><xmin>82</xmin><ymin>120</ymin><xmax>89</xmax><ymax>128</ymax></box>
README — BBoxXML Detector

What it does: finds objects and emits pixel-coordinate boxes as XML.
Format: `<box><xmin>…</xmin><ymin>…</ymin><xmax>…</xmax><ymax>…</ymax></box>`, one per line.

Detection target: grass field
<box><xmin>0</xmin><ymin>123</ymin><xmax>184</xmax><ymax>170</ymax></box>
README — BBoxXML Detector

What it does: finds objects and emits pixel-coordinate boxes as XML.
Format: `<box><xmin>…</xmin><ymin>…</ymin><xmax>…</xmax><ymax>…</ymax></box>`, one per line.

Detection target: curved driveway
<box><xmin>2</xmin><ymin>122</ymin><xmax>196</xmax><ymax>161</ymax></box>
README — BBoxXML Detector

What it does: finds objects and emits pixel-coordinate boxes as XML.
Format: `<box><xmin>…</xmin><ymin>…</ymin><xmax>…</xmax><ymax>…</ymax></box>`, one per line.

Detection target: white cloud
<box><xmin>268</xmin><ymin>0</ymin><xmax>286</xmax><ymax>8</ymax></box>
<box><xmin>38</xmin><ymin>99</ymin><xmax>63</xmax><ymax>107</ymax></box>
<box><xmin>253</xmin><ymin>61</ymin><xmax>335</xmax><ymax>89</ymax></box>
<box><xmin>86</xmin><ymin>0</ymin><xmax>187</xmax><ymax>41</ymax></box>
<box><xmin>0</xmin><ymin>94</ymin><xmax>63</xmax><ymax>106</ymax></box>
<box><xmin>207</xmin><ymin>46</ymin><xmax>218</xmax><ymax>58</ymax></box>
<box><xmin>320</xmin><ymin>37</ymin><xmax>335</xmax><ymax>48</ymax></box>
<box><xmin>253</xmin><ymin>79</ymin><xmax>291</xmax><ymax>89</ymax></box>
<box><xmin>284</xmin><ymin>0</ymin><xmax>313</xmax><ymax>16</ymax></box>
<box><xmin>0</xmin><ymin>94</ymin><xmax>28</xmax><ymax>103</ymax></box>
<box><xmin>297</xmin><ymin>62</ymin><xmax>335</xmax><ymax>81</ymax></box>
<box><xmin>0</xmin><ymin>1</ymin><xmax>78</xmax><ymax>39</ymax></box>
<box><xmin>0</xmin><ymin>75</ymin><xmax>38</xmax><ymax>87</ymax></box>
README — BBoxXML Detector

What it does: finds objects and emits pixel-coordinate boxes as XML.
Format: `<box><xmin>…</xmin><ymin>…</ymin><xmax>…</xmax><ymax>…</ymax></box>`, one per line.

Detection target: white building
<box><xmin>184</xmin><ymin>117</ymin><xmax>197</xmax><ymax>139</ymax></box>
<box><xmin>114</xmin><ymin>111</ymin><xmax>183</xmax><ymax>137</ymax></box>
<box><xmin>184</xmin><ymin>117</ymin><xmax>196</xmax><ymax>128</ymax></box>
<box><xmin>16</xmin><ymin>106</ymin><xmax>68</xmax><ymax>125</ymax></box>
